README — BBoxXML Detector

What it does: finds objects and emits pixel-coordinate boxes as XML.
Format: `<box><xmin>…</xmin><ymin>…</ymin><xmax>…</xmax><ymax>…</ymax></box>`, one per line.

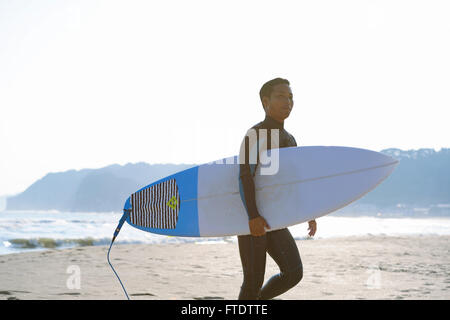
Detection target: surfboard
<box><xmin>121</xmin><ymin>146</ymin><xmax>398</xmax><ymax>237</ymax></box>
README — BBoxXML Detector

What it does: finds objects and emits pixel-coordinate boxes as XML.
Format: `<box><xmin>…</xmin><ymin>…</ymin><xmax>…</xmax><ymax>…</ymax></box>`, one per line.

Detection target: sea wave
<box><xmin>1</xmin><ymin>210</ymin><xmax>450</xmax><ymax>255</ymax></box>
<box><xmin>1</xmin><ymin>235</ymin><xmax>236</xmax><ymax>254</ymax></box>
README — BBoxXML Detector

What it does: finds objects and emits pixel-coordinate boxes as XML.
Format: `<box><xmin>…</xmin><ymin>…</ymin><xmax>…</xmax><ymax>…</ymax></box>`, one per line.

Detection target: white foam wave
<box><xmin>1</xmin><ymin>211</ymin><xmax>450</xmax><ymax>255</ymax></box>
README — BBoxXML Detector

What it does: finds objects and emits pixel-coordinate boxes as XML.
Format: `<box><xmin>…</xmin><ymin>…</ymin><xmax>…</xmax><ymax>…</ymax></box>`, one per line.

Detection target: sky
<box><xmin>0</xmin><ymin>0</ymin><xmax>449</xmax><ymax>196</ymax></box>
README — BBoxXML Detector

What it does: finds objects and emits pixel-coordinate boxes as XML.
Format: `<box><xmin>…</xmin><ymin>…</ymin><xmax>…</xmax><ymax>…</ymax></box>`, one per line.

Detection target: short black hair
<box><xmin>259</xmin><ymin>78</ymin><xmax>290</xmax><ymax>109</ymax></box>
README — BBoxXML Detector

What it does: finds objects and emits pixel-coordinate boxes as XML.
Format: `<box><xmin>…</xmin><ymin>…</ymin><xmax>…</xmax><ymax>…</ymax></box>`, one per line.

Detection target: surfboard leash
<box><xmin>107</xmin><ymin>209</ymin><xmax>131</xmax><ymax>300</ymax></box>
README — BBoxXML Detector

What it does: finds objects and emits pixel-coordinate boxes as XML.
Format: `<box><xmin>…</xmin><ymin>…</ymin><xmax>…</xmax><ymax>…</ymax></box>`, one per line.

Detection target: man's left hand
<box><xmin>308</xmin><ymin>220</ymin><xmax>317</xmax><ymax>237</ymax></box>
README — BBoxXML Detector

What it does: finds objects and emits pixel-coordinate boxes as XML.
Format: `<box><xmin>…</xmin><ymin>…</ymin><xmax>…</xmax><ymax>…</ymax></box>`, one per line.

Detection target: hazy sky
<box><xmin>1</xmin><ymin>0</ymin><xmax>449</xmax><ymax>196</ymax></box>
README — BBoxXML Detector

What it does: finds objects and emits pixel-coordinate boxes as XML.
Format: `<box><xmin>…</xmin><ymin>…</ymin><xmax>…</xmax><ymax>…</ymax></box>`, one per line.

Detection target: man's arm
<box><xmin>238</xmin><ymin>133</ymin><xmax>261</xmax><ymax>220</ymax></box>
<box><xmin>238</xmin><ymin>132</ymin><xmax>270</xmax><ymax>236</ymax></box>
<box><xmin>239</xmin><ymin>164</ymin><xmax>260</xmax><ymax>220</ymax></box>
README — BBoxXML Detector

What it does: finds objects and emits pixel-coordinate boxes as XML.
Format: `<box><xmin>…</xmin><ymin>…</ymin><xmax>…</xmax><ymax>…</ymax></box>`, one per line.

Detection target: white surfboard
<box><xmin>122</xmin><ymin>146</ymin><xmax>398</xmax><ymax>237</ymax></box>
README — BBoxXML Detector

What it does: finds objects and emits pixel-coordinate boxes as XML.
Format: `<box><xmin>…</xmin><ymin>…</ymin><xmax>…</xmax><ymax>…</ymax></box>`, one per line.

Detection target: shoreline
<box><xmin>1</xmin><ymin>234</ymin><xmax>449</xmax><ymax>300</ymax></box>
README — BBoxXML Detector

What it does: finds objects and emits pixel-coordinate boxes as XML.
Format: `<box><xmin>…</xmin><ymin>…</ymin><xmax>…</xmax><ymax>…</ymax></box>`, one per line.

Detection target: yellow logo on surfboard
<box><xmin>167</xmin><ymin>196</ymin><xmax>178</xmax><ymax>209</ymax></box>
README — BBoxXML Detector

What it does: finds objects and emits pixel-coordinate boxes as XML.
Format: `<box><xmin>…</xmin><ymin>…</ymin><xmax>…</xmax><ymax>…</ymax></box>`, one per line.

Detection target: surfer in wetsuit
<box><xmin>238</xmin><ymin>78</ymin><xmax>317</xmax><ymax>300</ymax></box>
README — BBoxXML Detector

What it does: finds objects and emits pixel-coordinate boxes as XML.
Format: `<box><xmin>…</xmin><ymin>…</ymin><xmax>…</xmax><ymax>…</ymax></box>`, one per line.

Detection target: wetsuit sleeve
<box><xmin>238</xmin><ymin>133</ymin><xmax>261</xmax><ymax>220</ymax></box>
<box><xmin>239</xmin><ymin>164</ymin><xmax>260</xmax><ymax>220</ymax></box>
<box><xmin>291</xmin><ymin>134</ymin><xmax>298</xmax><ymax>147</ymax></box>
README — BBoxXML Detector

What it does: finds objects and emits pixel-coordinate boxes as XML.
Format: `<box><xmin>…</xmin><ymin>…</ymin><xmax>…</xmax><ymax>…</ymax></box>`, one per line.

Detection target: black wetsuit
<box><xmin>238</xmin><ymin>115</ymin><xmax>303</xmax><ymax>300</ymax></box>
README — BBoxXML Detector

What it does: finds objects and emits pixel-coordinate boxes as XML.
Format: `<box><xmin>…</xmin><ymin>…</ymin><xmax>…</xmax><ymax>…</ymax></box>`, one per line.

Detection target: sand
<box><xmin>0</xmin><ymin>235</ymin><xmax>449</xmax><ymax>300</ymax></box>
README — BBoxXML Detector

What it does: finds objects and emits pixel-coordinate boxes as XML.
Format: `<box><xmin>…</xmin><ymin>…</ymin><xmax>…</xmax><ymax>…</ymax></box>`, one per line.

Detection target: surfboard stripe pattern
<box><xmin>130</xmin><ymin>179</ymin><xmax>180</xmax><ymax>229</ymax></box>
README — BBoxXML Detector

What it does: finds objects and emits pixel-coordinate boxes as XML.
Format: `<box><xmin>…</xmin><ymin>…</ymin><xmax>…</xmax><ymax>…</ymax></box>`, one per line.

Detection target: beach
<box><xmin>1</xmin><ymin>234</ymin><xmax>449</xmax><ymax>300</ymax></box>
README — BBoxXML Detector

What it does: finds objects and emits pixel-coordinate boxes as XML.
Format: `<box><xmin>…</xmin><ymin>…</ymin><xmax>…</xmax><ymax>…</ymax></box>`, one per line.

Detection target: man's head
<box><xmin>259</xmin><ymin>78</ymin><xmax>294</xmax><ymax>122</ymax></box>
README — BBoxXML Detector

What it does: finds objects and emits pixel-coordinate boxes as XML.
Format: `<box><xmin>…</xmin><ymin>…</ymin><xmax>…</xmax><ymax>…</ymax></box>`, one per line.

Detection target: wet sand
<box><xmin>0</xmin><ymin>235</ymin><xmax>449</xmax><ymax>300</ymax></box>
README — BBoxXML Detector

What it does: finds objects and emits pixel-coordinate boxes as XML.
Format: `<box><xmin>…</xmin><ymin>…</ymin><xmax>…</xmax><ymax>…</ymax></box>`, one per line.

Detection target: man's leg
<box><xmin>259</xmin><ymin>228</ymin><xmax>303</xmax><ymax>300</ymax></box>
<box><xmin>237</xmin><ymin>234</ymin><xmax>267</xmax><ymax>300</ymax></box>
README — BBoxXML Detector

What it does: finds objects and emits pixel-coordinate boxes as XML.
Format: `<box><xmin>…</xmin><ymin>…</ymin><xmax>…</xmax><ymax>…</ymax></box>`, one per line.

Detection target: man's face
<box><xmin>263</xmin><ymin>83</ymin><xmax>294</xmax><ymax>122</ymax></box>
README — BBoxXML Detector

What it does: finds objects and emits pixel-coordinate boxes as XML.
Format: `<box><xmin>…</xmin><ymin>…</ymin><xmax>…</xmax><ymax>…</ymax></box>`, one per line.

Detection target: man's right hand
<box><xmin>249</xmin><ymin>216</ymin><xmax>271</xmax><ymax>237</ymax></box>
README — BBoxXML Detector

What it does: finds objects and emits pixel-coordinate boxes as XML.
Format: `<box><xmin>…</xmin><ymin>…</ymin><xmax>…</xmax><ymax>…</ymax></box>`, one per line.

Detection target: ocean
<box><xmin>1</xmin><ymin>210</ymin><xmax>450</xmax><ymax>255</ymax></box>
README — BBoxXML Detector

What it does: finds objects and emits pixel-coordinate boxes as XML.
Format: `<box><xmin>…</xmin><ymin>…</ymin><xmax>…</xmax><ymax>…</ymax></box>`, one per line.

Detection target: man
<box><xmin>237</xmin><ymin>77</ymin><xmax>317</xmax><ymax>300</ymax></box>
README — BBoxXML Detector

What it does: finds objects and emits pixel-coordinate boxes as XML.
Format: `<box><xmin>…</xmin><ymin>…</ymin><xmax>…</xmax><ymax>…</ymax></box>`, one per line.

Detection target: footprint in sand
<box><xmin>0</xmin><ymin>291</ymin><xmax>28</xmax><ymax>300</ymax></box>
<box><xmin>193</xmin><ymin>296</ymin><xmax>225</xmax><ymax>300</ymax></box>
<box><xmin>130</xmin><ymin>293</ymin><xmax>155</xmax><ymax>297</ymax></box>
